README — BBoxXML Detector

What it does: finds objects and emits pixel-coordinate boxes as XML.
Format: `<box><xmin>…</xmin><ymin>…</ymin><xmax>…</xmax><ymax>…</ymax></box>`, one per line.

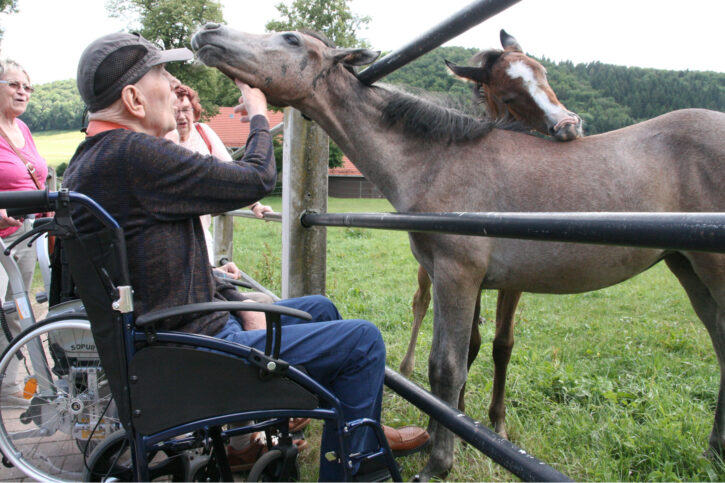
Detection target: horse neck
<box><xmin>295</xmin><ymin>75</ymin><xmax>427</xmax><ymax>210</ymax></box>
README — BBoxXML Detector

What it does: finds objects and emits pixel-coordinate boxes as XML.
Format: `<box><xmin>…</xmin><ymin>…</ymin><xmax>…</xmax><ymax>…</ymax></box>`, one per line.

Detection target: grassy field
<box><xmin>231</xmin><ymin>196</ymin><xmax>724</xmax><ymax>482</ymax></box>
<box><xmin>33</xmin><ymin>129</ymin><xmax>85</xmax><ymax>167</ymax></box>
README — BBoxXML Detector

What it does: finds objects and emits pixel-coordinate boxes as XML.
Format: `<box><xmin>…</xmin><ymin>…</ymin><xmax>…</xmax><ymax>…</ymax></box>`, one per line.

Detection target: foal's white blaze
<box><xmin>505</xmin><ymin>60</ymin><xmax>565</xmax><ymax>129</ymax></box>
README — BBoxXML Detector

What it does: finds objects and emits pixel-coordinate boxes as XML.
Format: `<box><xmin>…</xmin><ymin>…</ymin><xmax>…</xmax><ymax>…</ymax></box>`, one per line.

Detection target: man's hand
<box><xmin>240</xmin><ymin>300</ymin><xmax>267</xmax><ymax>331</ymax></box>
<box><xmin>0</xmin><ymin>209</ymin><xmax>22</xmax><ymax>231</ymax></box>
<box><xmin>214</xmin><ymin>261</ymin><xmax>242</xmax><ymax>280</ymax></box>
<box><xmin>234</xmin><ymin>80</ymin><xmax>268</xmax><ymax>122</ymax></box>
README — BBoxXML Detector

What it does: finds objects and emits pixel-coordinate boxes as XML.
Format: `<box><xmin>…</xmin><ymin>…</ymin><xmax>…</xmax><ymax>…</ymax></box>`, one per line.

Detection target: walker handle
<box><xmin>0</xmin><ymin>190</ymin><xmax>51</xmax><ymax>216</ymax></box>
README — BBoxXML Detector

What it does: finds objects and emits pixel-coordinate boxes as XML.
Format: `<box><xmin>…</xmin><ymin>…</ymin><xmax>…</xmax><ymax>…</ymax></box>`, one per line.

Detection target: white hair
<box><xmin>0</xmin><ymin>59</ymin><xmax>30</xmax><ymax>82</ymax></box>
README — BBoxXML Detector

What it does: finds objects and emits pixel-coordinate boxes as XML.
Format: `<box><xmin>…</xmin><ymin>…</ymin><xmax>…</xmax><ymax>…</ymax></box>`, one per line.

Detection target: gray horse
<box><xmin>192</xmin><ymin>24</ymin><xmax>725</xmax><ymax>480</ymax></box>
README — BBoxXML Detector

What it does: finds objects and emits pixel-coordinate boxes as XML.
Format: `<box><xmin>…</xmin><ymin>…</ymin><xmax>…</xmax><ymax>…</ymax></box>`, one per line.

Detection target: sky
<box><xmin>0</xmin><ymin>0</ymin><xmax>723</xmax><ymax>85</ymax></box>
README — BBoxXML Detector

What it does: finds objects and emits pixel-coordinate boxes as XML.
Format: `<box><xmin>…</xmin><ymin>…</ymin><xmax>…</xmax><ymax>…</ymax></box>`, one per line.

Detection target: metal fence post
<box><xmin>281</xmin><ymin>108</ymin><xmax>328</xmax><ymax>298</ymax></box>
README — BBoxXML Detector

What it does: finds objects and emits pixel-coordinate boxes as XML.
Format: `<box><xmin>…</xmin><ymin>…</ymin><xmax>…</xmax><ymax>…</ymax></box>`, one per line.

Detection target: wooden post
<box><xmin>281</xmin><ymin>108</ymin><xmax>328</xmax><ymax>299</ymax></box>
<box><xmin>213</xmin><ymin>214</ymin><xmax>234</xmax><ymax>266</ymax></box>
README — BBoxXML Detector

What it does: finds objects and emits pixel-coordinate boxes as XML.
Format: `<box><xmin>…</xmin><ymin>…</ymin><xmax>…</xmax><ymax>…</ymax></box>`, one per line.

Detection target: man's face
<box><xmin>134</xmin><ymin>65</ymin><xmax>178</xmax><ymax>137</ymax></box>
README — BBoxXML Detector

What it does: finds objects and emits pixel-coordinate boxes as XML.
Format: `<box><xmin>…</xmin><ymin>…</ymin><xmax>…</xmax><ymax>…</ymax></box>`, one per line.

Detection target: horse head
<box><xmin>446</xmin><ymin>29</ymin><xmax>583</xmax><ymax>141</ymax></box>
<box><xmin>191</xmin><ymin>23</ymin><xmax>379</xmax><ymax>109</ymax></box>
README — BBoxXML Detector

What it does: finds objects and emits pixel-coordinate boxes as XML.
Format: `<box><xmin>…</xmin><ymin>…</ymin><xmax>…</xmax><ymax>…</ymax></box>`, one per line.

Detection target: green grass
<box><xmin>33</xmin><ymin>129</ymin><xmax>85</xmax><ymax>167</ymax></box>
<box><xmin>230</xmin><ymin>196</ymin><xmax>725</xmax><ymax>482</ymax></box>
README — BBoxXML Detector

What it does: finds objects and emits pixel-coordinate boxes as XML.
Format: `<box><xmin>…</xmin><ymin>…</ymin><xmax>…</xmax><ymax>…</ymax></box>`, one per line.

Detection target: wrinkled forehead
<box><xmin>176</xmin><ymin>95</ymin><xmax>192</xmax><ymax>107</ymax></box>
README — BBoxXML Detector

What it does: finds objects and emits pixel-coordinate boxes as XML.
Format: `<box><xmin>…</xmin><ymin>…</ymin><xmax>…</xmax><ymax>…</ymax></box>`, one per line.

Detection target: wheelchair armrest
<box><xmin>214</xmin><ymin>275</ymin><xmax>253</xmax><ymax>289</ymax></box>
<box><xmin>135</xmin><ymin>301</ymin><xmax>312</xmax><ymax>328</ymax></box>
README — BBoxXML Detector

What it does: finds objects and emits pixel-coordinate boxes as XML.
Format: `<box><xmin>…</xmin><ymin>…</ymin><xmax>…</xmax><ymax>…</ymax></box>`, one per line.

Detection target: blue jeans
<box><xmin>214</xmin><ymin>295</ymin><xmax>386</xmax><ymax>481</ymax></box>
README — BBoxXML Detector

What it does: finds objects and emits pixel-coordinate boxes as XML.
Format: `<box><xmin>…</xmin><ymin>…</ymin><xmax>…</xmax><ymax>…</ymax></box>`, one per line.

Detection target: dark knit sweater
<box><xmin>63</xmin><ymin>115</ymin><xmax>275</xmax><ymax>335</ymax></box>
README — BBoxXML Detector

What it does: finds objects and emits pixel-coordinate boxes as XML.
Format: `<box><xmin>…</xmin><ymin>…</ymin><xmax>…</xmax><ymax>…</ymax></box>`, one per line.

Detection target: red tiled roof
<box><xmin>206</xmin><ymin>107</ymin><xmax>285</xmax><ymax>148</ymax></box>
<box><xmin>328</xmin><ymin>157</ymin><xmax>362</xmax><ymax>176</ymax></box>
<box><xmin>206</xmin><ymin>107</ymin><xmax>363</xmax><ymax>177</ymax></box>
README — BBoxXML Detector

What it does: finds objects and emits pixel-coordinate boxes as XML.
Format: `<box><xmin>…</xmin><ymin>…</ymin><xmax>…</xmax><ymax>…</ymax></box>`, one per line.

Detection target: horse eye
<box><xmin>283</xmin><ymin>33</ymin><xmax>300</xmax><ymax>46</ymax></box>
<box><xmin>502</xmin><ymin>98</ymin><xmax>515</xmax><ymax>104</ymax></box>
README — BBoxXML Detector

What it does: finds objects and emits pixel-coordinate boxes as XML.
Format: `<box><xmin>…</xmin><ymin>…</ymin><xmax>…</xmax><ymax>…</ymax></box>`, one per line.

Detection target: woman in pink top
<box><xmin>0</xmin><ymin>59</ymin><xmax>47</xmax><ymax>406</ymax></box>
<box><xmin>167</xmin><ymin>84</ymin><xmax>272</xmax><ymax>267</ymax></box>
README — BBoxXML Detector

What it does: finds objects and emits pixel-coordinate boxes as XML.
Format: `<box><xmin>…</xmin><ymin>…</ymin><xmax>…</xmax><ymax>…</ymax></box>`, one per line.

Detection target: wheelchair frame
<box><xmin>0</xmin><ymin>188</ymin><xmax>401</xmax><ymax>482</ymax></box>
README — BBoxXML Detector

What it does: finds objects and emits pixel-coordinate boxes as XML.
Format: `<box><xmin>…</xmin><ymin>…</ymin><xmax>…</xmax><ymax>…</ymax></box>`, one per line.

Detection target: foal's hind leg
<box><xmin>400</xmin><ymin>266</ymin><xmax>432</xmax><ymax>377</ymax></box>
<box><xmin>665</xmin><ymin>253</ymin><xmax>725</xmax><ymax>456</ymax></box>
<box><xmin>458</xmin><ymin>295</ymin><xmax>482</xmax><ymax>413</ymax></box>
<box><xmin>489</xmin><ymin>289</ymin><xmax>522</xmax><ymax>439</ymax></box>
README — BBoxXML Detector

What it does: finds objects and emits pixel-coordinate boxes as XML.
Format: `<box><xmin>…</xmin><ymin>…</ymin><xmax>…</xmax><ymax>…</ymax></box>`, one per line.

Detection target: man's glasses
<box><xmin>0</xmin><ymin>80</ymin><xmax>34</xmax><ymax>93</ymax></box>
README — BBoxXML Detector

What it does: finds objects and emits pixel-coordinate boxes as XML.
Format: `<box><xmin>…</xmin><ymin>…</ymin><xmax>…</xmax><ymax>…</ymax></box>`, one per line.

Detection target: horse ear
<box><xmin>445</xmin><ymin>60</ymin><xmax>489</xmax><ymax>85</ymax></box>
<box><xmin>500</xmin><ymin>29</ymin><xmax>523</xmax><ymax>53</ymax></box>
<box><xmin>332</xmin><ymin>48</ymin><xmax>381</xmax><ymax>66</ymax></box>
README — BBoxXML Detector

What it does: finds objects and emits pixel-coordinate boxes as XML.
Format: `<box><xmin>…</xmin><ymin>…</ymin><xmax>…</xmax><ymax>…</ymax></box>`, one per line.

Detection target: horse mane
<box><xmin>378</xmin><ymin>84</ymin><xmax>528</xmax><ymax>144</ymax></box>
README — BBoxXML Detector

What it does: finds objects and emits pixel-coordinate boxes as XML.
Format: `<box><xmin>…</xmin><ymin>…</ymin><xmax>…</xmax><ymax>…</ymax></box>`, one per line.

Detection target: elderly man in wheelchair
<box><xmin>0</xmin><ymin>32</ymin><xmax>429</xmax><ymax>481</ymax></box>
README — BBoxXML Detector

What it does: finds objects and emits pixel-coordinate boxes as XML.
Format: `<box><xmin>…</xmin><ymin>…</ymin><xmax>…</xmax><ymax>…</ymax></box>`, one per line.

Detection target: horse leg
<box><xmin>420</xmin><ymin>268</ymin><xmax>480</xmax><ymax>480</ymax></box>
<box><xmin>400</xmin><ymin>265</ymin><xmax>431</xmax><ymax>377</ymax></box>
<box><xmin>488</xmin><ymin>289</ymin><xmax>522</xmax><ymax>439</ymax></box>
<box><xmin>458</xmin><ymin>293</ymin><xmax>482</xmax><ymax>412</ymax></box>
<box><xmin>665</xmin><ymin>253</ymin><xmax>725</xmax><ymax>455</ymax></box>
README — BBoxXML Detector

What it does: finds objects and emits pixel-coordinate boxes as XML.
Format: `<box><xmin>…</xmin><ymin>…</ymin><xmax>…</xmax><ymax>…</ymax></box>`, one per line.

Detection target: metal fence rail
<box><xmin>301</xmin><ymin>211</ymin><xmax>725</xmax><ymax>253</ymax></box>
<box><xmin>385</xmin><ymin>367</ymin><xmax>571</xmax><ymax>482</ymax></box>
<box><xmin>357</xmin><ymin>0</ymin><xmax>522</xmax><ymax>85</ymax></box>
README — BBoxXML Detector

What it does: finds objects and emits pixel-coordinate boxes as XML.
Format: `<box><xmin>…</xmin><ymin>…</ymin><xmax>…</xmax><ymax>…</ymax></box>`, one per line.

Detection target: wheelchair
<box><xmin>0</xmin><ymin>189</ymin><xmax>401</xmax><ymax>482</ymax></box>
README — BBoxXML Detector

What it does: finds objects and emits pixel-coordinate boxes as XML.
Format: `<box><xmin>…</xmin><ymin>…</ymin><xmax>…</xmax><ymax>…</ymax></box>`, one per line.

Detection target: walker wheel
<box><xmin>247</xmin><ymin>447</ymin><xmax>300</xmax><ymax>481</ymax></box>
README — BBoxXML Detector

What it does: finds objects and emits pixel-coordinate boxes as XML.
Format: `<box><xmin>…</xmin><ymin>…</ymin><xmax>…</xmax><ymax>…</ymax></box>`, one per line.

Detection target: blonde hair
<box><xmin>0</xmin><ymin>59</ymin><xmax>30</xmax><ymax>82</ymax></box>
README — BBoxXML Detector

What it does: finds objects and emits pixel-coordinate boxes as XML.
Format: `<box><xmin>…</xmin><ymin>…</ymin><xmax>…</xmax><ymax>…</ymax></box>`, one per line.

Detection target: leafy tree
<box><xmin>265</xmin><ymin>0</ymin><xmax>370</xmax><ymax>48</ymax></box>
<box><xmin>386</xmin><ymin>46</ymin><xmax>480</xmax><ymax>114</ymax></box>
<box><xmin>105</xmin><ymin>0</ymin><xmax>236</xmax><ymax>117</ymax></box>
<box><xmin>21</xmin><ymin>79</ymin><xmax>85</xmax><ymax>132</ymax></box>
<box><xmin>0</xmin><ymin>0</ymin><xmax>18</xmax><ymax>42</ymax></box>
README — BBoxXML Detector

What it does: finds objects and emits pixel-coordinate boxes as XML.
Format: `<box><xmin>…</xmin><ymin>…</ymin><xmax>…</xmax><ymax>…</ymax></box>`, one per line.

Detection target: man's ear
<box><xmin>120</xmin><ymin>84</ymin><xmax>146</xmax><ymax>119</ymax></box>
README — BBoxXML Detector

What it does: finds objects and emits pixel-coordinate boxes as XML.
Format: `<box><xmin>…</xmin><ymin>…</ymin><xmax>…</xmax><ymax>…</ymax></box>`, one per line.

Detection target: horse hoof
<box><xmin>399</xmin><ymin>364</ymin><xmax>413</xmax><ymax>378</ymax></box>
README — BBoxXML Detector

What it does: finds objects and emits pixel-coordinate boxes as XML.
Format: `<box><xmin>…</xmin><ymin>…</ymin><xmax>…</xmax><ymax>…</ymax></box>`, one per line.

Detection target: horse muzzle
<box><xmin>550</xmin><ymin>115</ymin><xmax>583</xmax><ymax>142</ymax></box>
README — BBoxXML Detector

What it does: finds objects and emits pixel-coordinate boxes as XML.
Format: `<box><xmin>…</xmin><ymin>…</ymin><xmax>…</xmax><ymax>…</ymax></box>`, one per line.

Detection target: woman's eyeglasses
<box><xmin>178</xmin><ymin>108</ymin><xmax>193</xmax><ymax>114</ymax></box>
<box><xmin>0</xmin><ymin>80</ymin><xmax>34</xmax><ymax>93</ymax></box>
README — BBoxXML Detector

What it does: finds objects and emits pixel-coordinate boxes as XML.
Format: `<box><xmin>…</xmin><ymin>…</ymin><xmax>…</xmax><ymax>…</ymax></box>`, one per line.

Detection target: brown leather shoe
<box><xmin>382</xmin><ymin>425</ymin><xmax>430</xmax><ymax>457</ymax></box>
<box><xmin>227</xmin><ymin>432</ymin><xmax>309</xmax><ymax>472</ymax></box>
<box><xmin>289</xmin><ymin>417</ymin><xmax>311</xmax><ymax>433</ymax></box>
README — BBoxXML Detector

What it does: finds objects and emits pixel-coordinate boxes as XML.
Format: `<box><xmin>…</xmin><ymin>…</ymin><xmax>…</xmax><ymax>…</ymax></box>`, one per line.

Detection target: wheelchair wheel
<box><xmin>247</xmin><ymin>447</ymin><xmax>300</xmax><ymax>482</ymax></box>
<box><xmin>0</xmin><ymin>318</ymin><xmax>119</xmax><ymax>482</ymax></box>
<box><xmin>84</xmin><ymin>430</ymin><xmax>189</xmax><ymax>481</ymax></box>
